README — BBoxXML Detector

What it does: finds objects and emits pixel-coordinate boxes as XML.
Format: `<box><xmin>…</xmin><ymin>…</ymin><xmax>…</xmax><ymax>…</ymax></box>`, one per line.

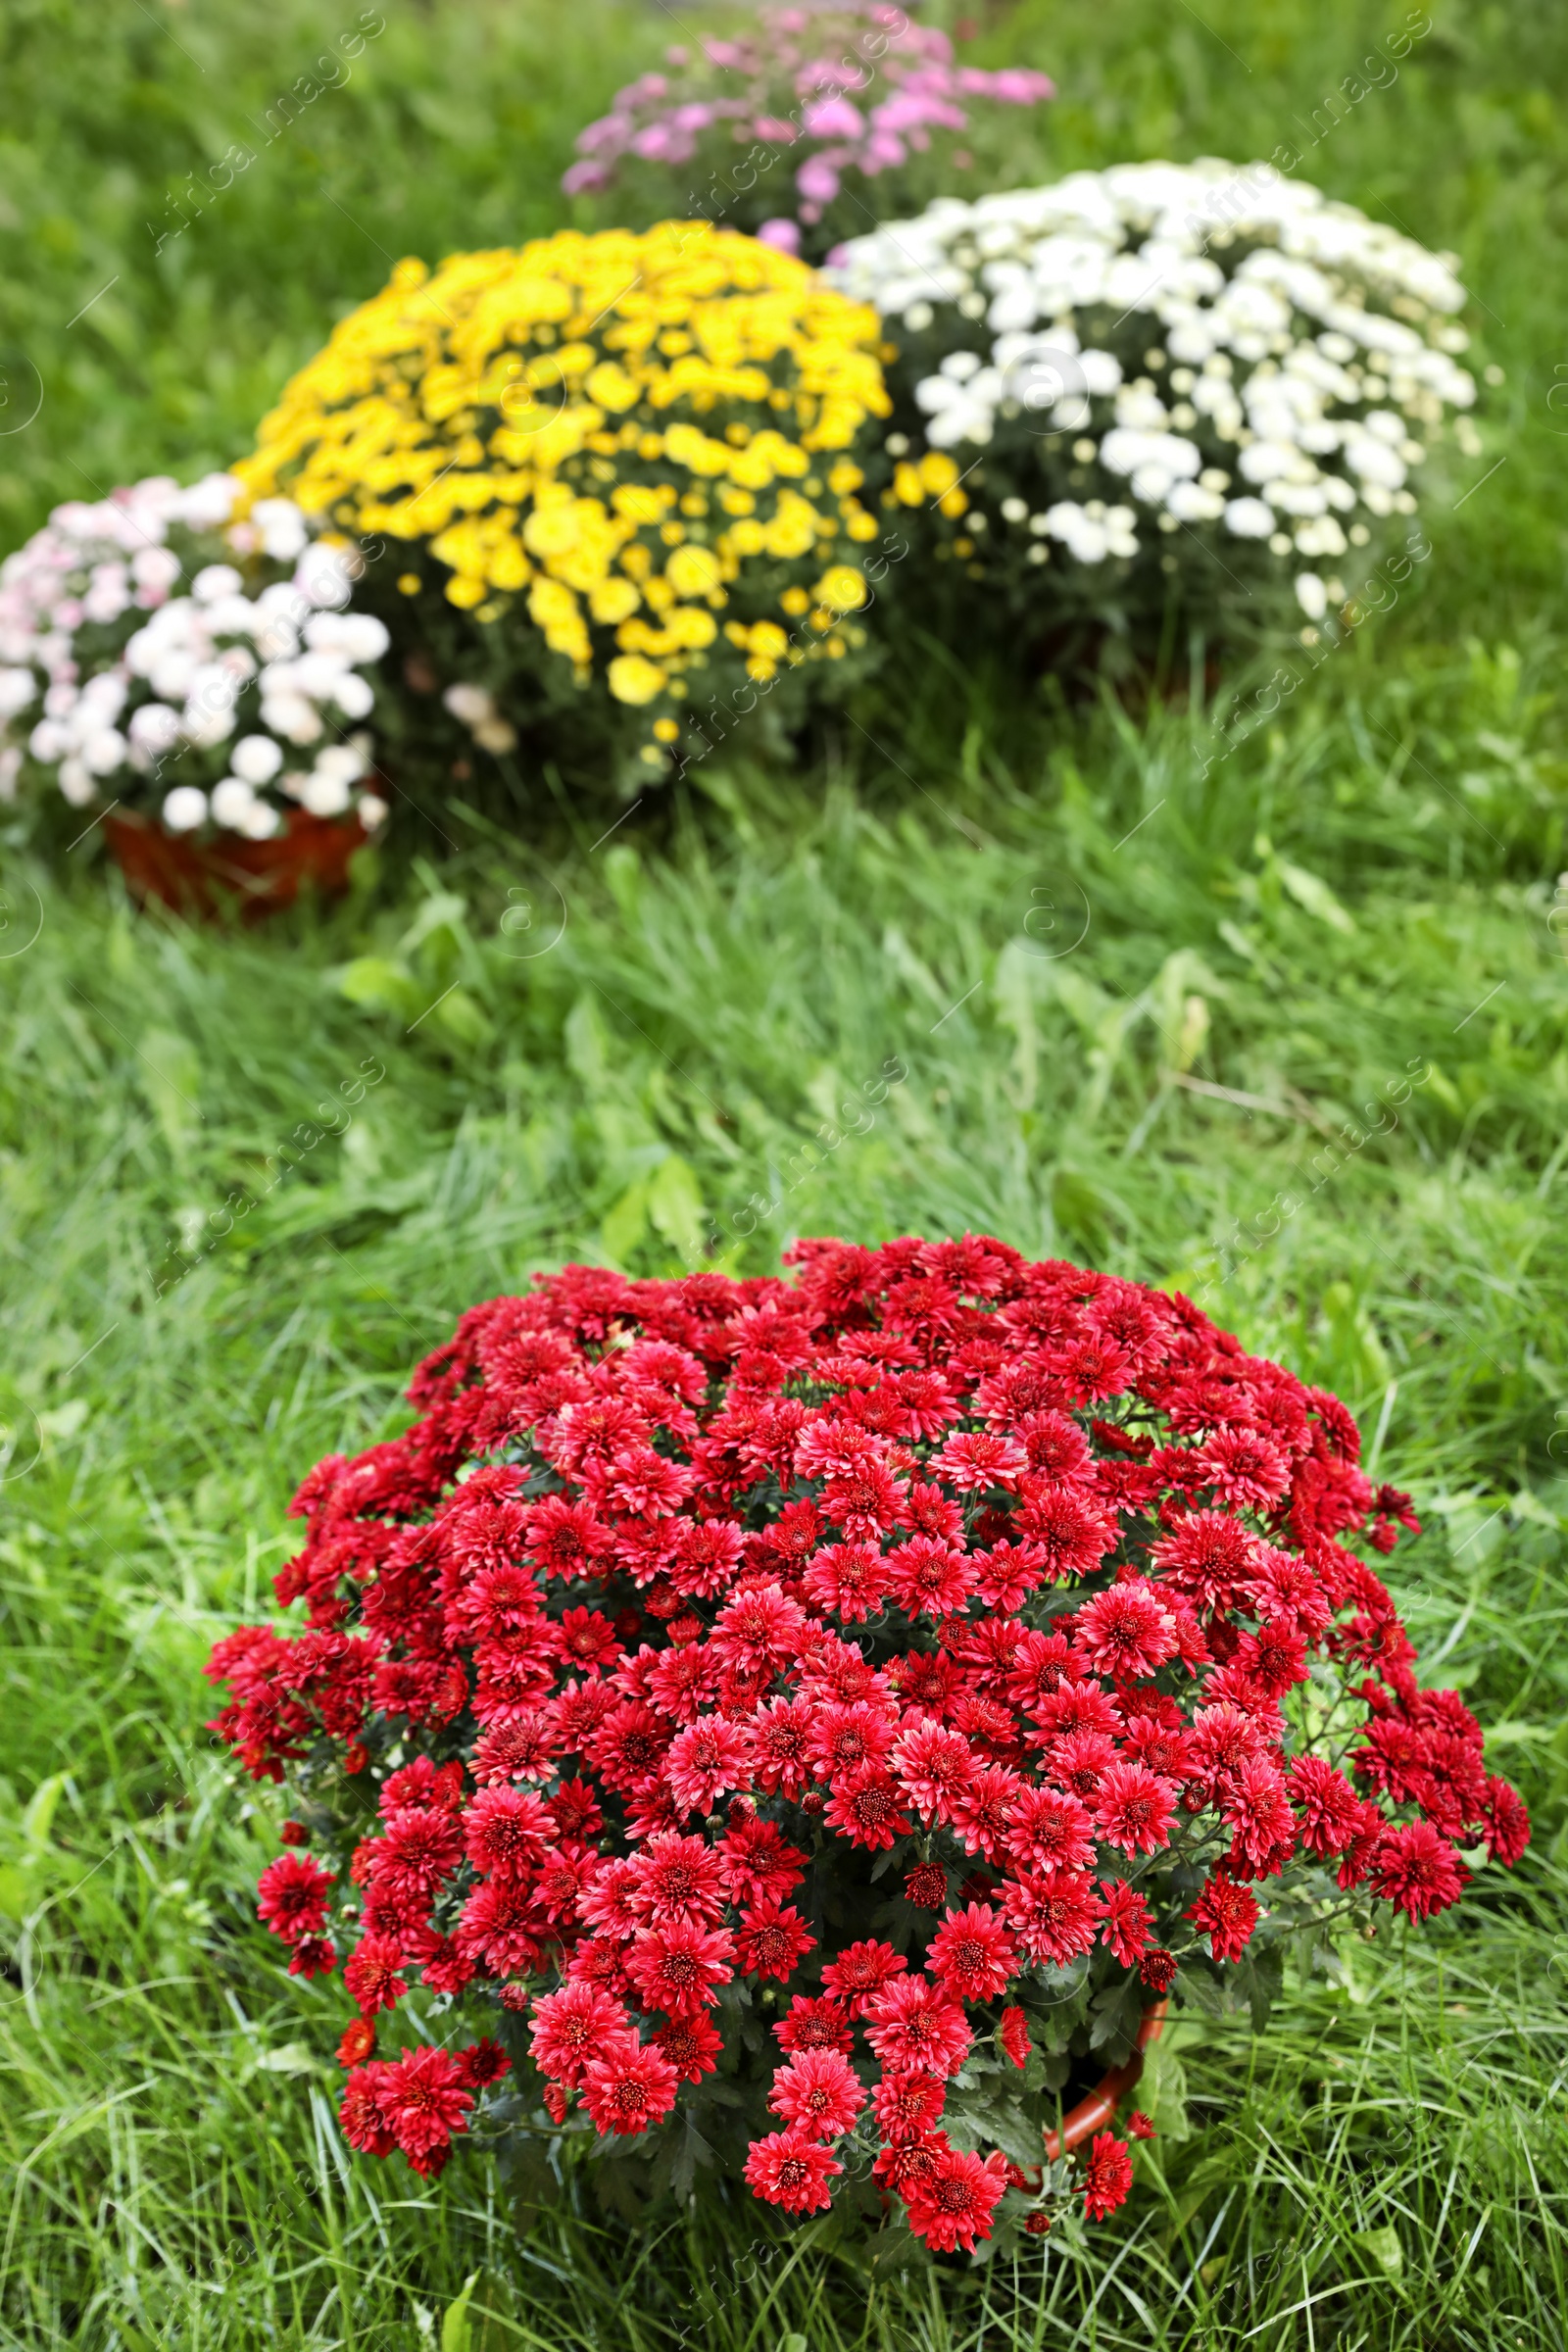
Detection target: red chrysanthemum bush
<box><xmin>207</xmin><ymin>1239</ymin><xmax>1529</xmax><ymax>2251</ymax></box>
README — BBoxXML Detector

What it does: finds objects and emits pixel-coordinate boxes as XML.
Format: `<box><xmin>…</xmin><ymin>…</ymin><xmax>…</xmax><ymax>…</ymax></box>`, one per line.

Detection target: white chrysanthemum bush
<box><xmin>0</xmin><ymin>473</ymin><xmax>391</xmax><ymax>841</ymax></box>
<box><xmin>825</xmin><ymin>161</ymin><xmax>1482</xmax><ymax>651</ymax></box>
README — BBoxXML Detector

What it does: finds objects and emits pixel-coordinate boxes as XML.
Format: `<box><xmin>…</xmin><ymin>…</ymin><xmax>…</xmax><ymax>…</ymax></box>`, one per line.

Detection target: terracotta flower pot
<box><xmin>1013</xmin><ymin>1999</ymin><xmax>1168</xmax><ymax>2187</ymax></box>
<box><xmin>103</xmin><ymin>805</ymin><xmax>368</xmax><ymax>921</ymax></box>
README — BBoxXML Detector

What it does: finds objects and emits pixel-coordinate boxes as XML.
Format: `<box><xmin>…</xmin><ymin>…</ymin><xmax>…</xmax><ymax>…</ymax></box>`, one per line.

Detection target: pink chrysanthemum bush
<box><xmin>207</xmin><ymin>1239</ymin><xmax>1529</xmax><ymax>2254</ymax></box>
<box><xmin>564</xmin><ymin>3</ymin><xmax>1054</xmax><ymax>270</ymax></box>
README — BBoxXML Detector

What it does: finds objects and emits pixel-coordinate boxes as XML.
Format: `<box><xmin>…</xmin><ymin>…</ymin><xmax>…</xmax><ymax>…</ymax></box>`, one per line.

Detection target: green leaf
<box><xmin>432</xmin><ymin>985</ymin><xmax>493</xmax><ymax>1046</ymax></box>
<box><xmin>1088</xmin><ymin>1973</ymin><xmax>1145</xmax><ymax>2059</ymax></box>
<box><xmin>976</xmin><ymin>2099</ymin><xmax>1048</xmax><ymax>2171</ymax></box>
<box><xmin>646</xmin><ymin>1151</ymin><xmax>707</xmax><ymax>1265</ymax></box>
<box><xmin>1138</xmin><ymin>2039</ymin><xmax>1191</xmax><ymax>2140</ymax></box>
<box><xmin>253</xmin><ymin>2041</ymin><xmax>316</xmax><ymax>2075</ymax></box>
<box><xmin>336</xmin><ymin>956</ymin><xmax>420</xmax><ymax>1020</ymax></box>
<box><xmin>441</xmin><ymin>2272</ymin><xmax>480</xmax><ymax>2352</ymax></box>
<box><xmin>21</xmin><ymin>1771</ymin><xmax>66</xmax><ymax>1853</ymax></box>
<box><xmin>601</xmin><ymin>1177</ymin><xmax>649</xmax><ymax>1266</ymax></box>
<box><xmin>1276</xmin><ymin>858</ymin><xmax>1356</xmax><ymax>933</ymax></box>
<box><xmin>1354</xmin><ymin>2224</ymin><xmax>1404</xmax><ymax>2280</ymax></box>
<box><xmin>135</xmin><ymin>1027</ymin><xmax>201</xmax><ymax>1153</ymax></box>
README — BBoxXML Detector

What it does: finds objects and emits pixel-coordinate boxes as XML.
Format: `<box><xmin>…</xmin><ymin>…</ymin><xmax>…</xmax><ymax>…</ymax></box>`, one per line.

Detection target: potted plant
<box><xmin>207</xmin><ymin>1238</ymin><xmax>1528</xmax><ymax>2256</ymax></box>
<box><xmin>0</xmin><ymin>472</ymin><xmax>391</xmax><ymax>912</ymax></box>
<box><xmin>825</xmin><ymin>162</ymin><xmax>1484</xmax><ymax>668</ymax></box>
<box><xmin>561</xmin><ymin>2</ymin><xmax>1054</xmax><ymax>269</ymax></box>
<box><xmin>232</xmin><ymin>221</ymin><xmax>899</xmax><ymax>811</ymax></box>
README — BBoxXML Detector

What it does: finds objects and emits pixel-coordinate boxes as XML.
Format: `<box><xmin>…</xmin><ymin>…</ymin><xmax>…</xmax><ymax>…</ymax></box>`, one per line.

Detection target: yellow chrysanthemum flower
<box><xmin>236</xmin><ymin>223</ymin><xmax>890</xmax><ymax>766</ymax></box>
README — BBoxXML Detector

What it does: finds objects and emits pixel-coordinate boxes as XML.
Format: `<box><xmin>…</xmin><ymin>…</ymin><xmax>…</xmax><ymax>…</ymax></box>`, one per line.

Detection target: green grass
<box><xmin>1</xmin><ymin>1</ymin><xmax>1567</xmax><ymax>2346</ymax></box>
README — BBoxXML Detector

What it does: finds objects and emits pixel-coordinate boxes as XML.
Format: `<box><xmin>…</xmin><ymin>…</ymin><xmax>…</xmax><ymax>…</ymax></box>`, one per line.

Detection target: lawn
<box><xmin>1</xmin><ymin>1</ymin><xmax>1566</xmax><ymax>2345</ymax></box>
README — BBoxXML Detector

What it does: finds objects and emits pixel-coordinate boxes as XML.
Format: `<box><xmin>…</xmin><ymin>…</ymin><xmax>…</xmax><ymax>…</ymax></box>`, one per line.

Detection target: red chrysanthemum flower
<box><xmin>377</xmin><ymin>2045</ymin><xmax>474</xmax><ymax>2164</ymax></box>
<box><xmin>925</xmin><ymin>1903</ymin><xmax>1018</xmax><ymax>2005</ymax></box>
<box><xmin>339</xmin><ymin>2062</ymin><xmax>397</xmax><ymax>2157</ymax></box>
<box><xmin>624</xmin><ymin>1919</ymin><xmax>735</xmax><ymax>2015</ymax></box>
<box><xmin>1370</xmin><ymin>1820</ymin><xmax>1468</xmax><ymax>1921</ymax></box>
<box><xmin>256</xmin><ymin>1852</ymin><xmax>333</xmax><ymax>1943</ymax></box>
<box><xmin>1478</xmin><ymin>1774</ymin><xmax>1530</xmax><ymax>1868</ymax></box>
<box><xmin>337</xmin><ymin>2017</ymin><xmax>375</xmax><ymax>2068</ymax></box>
<box><xmin>627</xmin><ymin>1831</ymin><xmax>728</xmax><ymax>1927</ymax></box>
<box><xmin>530</xmin><ymin>1983</ymin><xmax>634</xmax><ymax>2087</ymax></box>
<box><xmin>999</xmin><ymin>2004</ymin><xmax>1031</xmax><ymax>2068</ymax></box>
<box><xmin>1073</xmin><ymin>1580</ymin><xmax>1178</xmax><ymax>1680</ymax></box>
<box><xmin>863</xmin><ymin>1977</ymin><xmax>972</xmax><ymax>2079</ymax></box>
<box><xmin>893</xmin><ymin>1722</ymin><xmax>977</xmax><ymax>1823</ymax></box>
<box><xmin>288</xmin><ymin>1935</ymin><xmax>337</xmax><ymax>1980</ymax></box>
<box><xmin>1288</xmin><ymin>1754</ymin><xmax>1361</xmax><ymax>1856</ymax></box>
<box><xmin>734</xmin><ymin>1896</ymin><xmax>815</xmax><ymax>1981</ymax></box>
<box><xmin>1007</xmin><ymin>1783</ymin><xmax>1098</xmax><ymax>1874</ymax></box>
<box><xmin>803</xmin><ymin>1540</ymin><xmax>891</xmax><ymax>1622</ymax></box>
<box><xmin>580</xmin><ymin>2038</ymin><xmax>679</xmax><ymax>2136</ymax></box>
<box><xmin>1045</xmin><ymin>1729</ymin><xmax>1119</xmax><ymax>1805</ymax></box>
<box><xmin>1100</xmin><ymin>1879</ymin><xmax>1152</xmax><ymax>1967</ymax></box>
<box><xmin>455</xmin><ymin>2038</ymin><xmax>511</xmax><ymax>2089</ymax></box>
<box><xmin>824</xmin><ymin>1764</ymin><xmax>911</xmax><ymax>1851</ymax></box>
<box><xmin>1139</xmin><ymin>1945</ymin><xmax>1178</xmax><ymax>1993</ymax></box>
<box><xmin>654</xmin><ymin>2013</ymin><xmax>724</xmax><ymax>2082</ymax></box>
<box><xmin>1094</xmin><ymin>1761</ymin><xmax>1179</xmax><ymax>1856</ymax></box>
<box><xmin>1081</xmin><ymin>2130</ymin><xmax>1134</xmax><ymax>2222</ymax></box>
<box><xmin>884</xmin><ymin>1534</ymin><xmax>980</xmax><ymax>1620</ymax></box>
<box><xmin>1188</xmin><ymin>1872</ymin><xmax>1260</xmax><ymax>1964</ymax></box>
<box><xmin>767</xmin><ymin>2047</ymin><xmax>865</xmax><ymax>2138</ymax></box>
<box><xmin>1222</xmin><ymin>1757</ymin><xmax>1298</xmax><ymax>1877</ymax></box>
<box><xmin>820</xmin><ymin>1938</ymin><xmax>907</xmax><ymax>2017</ymax></box>
<box><xmin>872</xmin><ymin>2067</ymin><xmax>948</xmax><ymax>2143</ymax></box>
<box><xmin>343</xmin><ymin>1933</ymin><xmax>407</xmax><ymax>2016</ymax></box>
<box><xmin>744</xmin><ymin>2126</ymin><xmax>843</xmax><ymax>2213</ymax></box>
<box><xmin>903</xmin><ymin>2140</ymin><xmax>1007</xmax><ymax>2253</ymax></box>
<box><xmin>664</xmin><ymin>1713</ymin><xmax>754</xmax><ymax>1817</ymax></box>
<box><xmin>904</xmin><ymin>1861</ymin><xmax>950</xmax><ymax>1910</ymax></box>
<box><xmin>774</xmin><ymin>1992</ymin><xmax>855</xmax><ymax>2056</ymax></box>
<box><xmin>1002</xmin><ymin>1868</ymin><xmax>1105</xmax><ymax>1967</ymax></box>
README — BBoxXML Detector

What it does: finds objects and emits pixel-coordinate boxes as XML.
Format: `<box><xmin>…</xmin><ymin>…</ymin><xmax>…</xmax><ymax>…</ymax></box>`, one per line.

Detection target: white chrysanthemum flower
<box><xmin>295</xmin><ymin>544</ymin><xmax>354</xmax><ymax>610</ymax></box>
<box><xmin>0</xmin><ymin>667</ymin><xmax>36</xmax><ymax>720</ymax></box>
<box><xmin>261</xmin><ymin>691</ymin><xmax>324</xmax><ymax>746</ymax></box>
<box><xmin>192</xmin><ymin>564</ymin><xmax>244</xmax><ymax>605</ymax></box>
<box><xmin>250</xmin><ymin>499</ymin><xmax>310</xmax><ymax>564</ymax></box>
<box><xmin>314</xmin><ymin>743</ymin><xmax>368</xmax><ymax>785</ymax></box>
<box><xmin>81</xmin><ymin>728</ymin><xmax>126</xmax><ymax>777</ymax></box>
<box><xmin>299</xmin><ymin>766</ymin><xmax>354</xmax><ymax>818</ymax></box>
<box><xmin>236</xmin><ymin>798</ymin><xmax>281</xmax><ymax>839</ymax></box>
<box><xmin>304</xmin><ymin>611</ymin><xmax>389</xmax><ymax>665</ymax></box>
<box><xmin>1223</xmin><ymin>497</ymin><xmax>1276</xmax><ymax>538</ymax></box>
<box><xmin>230</xmin><ymin>732</ymin><xmax>285</xmax><ymax>784</ymax></box>
<box><xmin>444</xmin><ymin>682</ymin><xmax>497</xmax><ymax>727</ymax></box>
<box><xmin>211</xmin><ymin>776</ymin><xmax>258</xmax><ymax>830</ymax></box>
<box><xmin>162</xmin><ymin>785</ymin><xmax>208</xmax><ymax>832</ymax></box>
<box><xmin>131</xmin><ymin>546</ymin><xmax>182</xmax><ymax>601</ymax></box>
<box><xmin>329</xmin><ymin>670</ymin><xmax>374</xmax><ymax>720</ymax></box>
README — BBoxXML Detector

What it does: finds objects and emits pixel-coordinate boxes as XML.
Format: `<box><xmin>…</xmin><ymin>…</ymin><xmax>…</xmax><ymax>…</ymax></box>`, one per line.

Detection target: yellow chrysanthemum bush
<box><xmin>236</xmin><ymin>223</ymin><xmax>895</xmax><ymax>807</ymax></box>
